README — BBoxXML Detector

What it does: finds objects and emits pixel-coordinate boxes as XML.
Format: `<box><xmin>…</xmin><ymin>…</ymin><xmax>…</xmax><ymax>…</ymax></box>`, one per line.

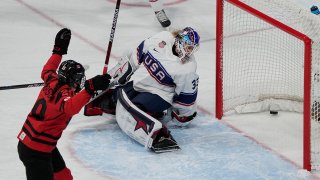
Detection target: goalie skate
<box><xmin>155</xmin><ymin>9</ymin><xmax>171</xmax><ymax>28</ymax></box>
<box><xmin>151</xmin><ymin>134</ymin><xmax>181</xmax><ymax>153</ymax></box>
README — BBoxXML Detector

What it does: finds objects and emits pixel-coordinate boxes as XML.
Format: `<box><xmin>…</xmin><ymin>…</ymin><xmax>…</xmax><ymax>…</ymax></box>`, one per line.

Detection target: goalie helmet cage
<box><xmin>216</xmin><ymin>0</ymin><xmax>320</xmax><ymax>171</ymax></box>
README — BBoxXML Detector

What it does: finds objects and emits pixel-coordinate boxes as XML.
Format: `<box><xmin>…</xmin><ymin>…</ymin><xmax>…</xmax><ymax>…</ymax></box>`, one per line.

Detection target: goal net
<box><xmin>216</xmin><ymin>0</ymin><xmax>320</xmax><ymax>171</ymax></box>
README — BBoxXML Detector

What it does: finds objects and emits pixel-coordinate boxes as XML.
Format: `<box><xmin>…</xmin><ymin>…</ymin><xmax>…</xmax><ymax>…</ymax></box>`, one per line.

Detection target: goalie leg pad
<box><xmin>116</xmin><ymin>89</ymin><xmax>164</xmax><ymax>148</ymax></box>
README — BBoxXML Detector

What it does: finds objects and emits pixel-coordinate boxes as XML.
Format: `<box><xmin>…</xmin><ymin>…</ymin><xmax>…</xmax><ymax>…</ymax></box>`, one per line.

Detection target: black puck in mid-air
<box><xmin>270</xmin><ymin>111</ymin><xmax>278</xmax><ymax>115</ymax></box>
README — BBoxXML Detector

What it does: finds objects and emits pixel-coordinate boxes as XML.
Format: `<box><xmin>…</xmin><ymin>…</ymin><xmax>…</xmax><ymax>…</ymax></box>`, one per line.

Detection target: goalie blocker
<box><xmin>116</xmin><ymin>89</ymin><xmax>180</xmax><ymax>153</ymax></box>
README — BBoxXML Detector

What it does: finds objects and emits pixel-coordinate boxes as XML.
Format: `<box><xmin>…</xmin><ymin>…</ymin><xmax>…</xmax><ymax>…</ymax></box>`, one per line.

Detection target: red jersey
<box><xmin>17</xmin><ymin>54</ymin><xmax>91</xmax><ymax>152</ymax></box>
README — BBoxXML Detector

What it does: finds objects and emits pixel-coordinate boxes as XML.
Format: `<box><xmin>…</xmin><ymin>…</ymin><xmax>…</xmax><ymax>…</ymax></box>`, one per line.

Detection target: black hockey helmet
<box><xmin>57</xmin><ymin>60</ymin><xmax>86</xmax><ymax>92</ymax></box>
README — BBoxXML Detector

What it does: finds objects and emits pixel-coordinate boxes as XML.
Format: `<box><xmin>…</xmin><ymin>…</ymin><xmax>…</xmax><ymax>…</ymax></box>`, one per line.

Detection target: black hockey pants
<box><xmin>17</xmin><ymin>141</ymin><xmax>66</xmax><ymax>180</ymax></box>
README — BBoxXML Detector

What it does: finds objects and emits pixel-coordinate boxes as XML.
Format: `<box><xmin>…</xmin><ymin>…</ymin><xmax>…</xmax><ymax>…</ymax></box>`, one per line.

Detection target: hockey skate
<box><xmin>151</xmin><ymin>133</ymin><xmax>180</xmax><ymax>153</ymax></box>
<box><xmin>155</xmin><ymin>9</ymin><xmax>171</xmax><ymax>28</ymax></box>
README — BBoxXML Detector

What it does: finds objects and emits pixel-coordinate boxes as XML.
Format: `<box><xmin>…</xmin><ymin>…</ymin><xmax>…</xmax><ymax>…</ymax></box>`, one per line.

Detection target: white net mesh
<box><xmin>221</xmin><ymin>0</ymin><xmax>320</xmax><ymax>171</ymax></box>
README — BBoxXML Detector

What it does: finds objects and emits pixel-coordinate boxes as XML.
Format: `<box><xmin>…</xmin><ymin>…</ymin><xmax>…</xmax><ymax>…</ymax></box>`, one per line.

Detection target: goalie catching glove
<box><xmin>108</xmin><ymin>54</ymin><xmax>138</xmax><ymax>85</ymax></box>
<box><xmin>83</xmin><ymin>54</ymin><xmax>136</xmax><ymax>116</ymax></box>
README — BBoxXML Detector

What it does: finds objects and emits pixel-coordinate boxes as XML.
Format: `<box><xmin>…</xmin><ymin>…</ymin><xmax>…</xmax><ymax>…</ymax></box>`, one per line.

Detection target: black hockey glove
<box><xmin>52</xmin><ymin>28</ymin><xmax>71</xmax><ymax>55</ymax></box>
<box><xmin>85</xmin><ymin>74</ymin><xmax>111</xmax><ymax>95</ymax></box>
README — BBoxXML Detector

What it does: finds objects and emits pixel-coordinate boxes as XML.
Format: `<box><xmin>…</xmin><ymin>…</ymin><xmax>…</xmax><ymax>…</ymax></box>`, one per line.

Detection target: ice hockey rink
<box><xmin>1</xmin><ymin>0</ymin><xmax>320</xmax><ymax>179</ymax></box>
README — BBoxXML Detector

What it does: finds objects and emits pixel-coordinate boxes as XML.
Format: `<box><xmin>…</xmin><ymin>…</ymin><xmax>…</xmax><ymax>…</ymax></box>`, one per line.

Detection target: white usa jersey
<box><xmin>123</xmin><ymin>31</ymin><xmax>199</xmax><ymax>116</ymax></box>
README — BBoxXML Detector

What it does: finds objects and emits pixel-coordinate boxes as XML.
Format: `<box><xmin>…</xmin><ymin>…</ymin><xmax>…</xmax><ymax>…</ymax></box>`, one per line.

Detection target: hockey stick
<box><xmin>83</xmin><ymin>0</ymin><xmax>121</xmax><ymax>116</ymax></box>
<box><xmin>0</xmin><ymin>65</ymin><xmax>90</xmax><ymax>91</ymax></box>
<box><xmin>102</xmin><ymin>0</ymin><xmax>121</xmax><ymax>74</ymax></box>
<box><xmin>0</xmin><ymin>82</ymin><xmax>44</xmax><ymax>90</ymax></box>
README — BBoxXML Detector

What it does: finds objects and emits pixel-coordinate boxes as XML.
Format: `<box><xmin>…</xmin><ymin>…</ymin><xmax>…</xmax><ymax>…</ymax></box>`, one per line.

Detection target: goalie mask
<box><xmin>174</xmin><ymin>27</ymin><xmax>200</xmax><ymax>63</ymax></box>
<box><xmin>58</xmin><ymin>60</ymin><xmax>86</xmax><ymax>92</ymax></box>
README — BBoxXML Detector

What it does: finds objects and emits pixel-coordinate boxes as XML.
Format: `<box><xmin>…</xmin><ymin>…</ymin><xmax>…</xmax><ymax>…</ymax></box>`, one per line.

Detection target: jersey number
<box><xmin>31</xmin><ymin>98</ymin><xmax>47</xmax><ymax>121</ymax></box>
<box><xmin>192</xmin><ymin>78</ymin><xmax>199</xmax><ymax>90</ymax></box>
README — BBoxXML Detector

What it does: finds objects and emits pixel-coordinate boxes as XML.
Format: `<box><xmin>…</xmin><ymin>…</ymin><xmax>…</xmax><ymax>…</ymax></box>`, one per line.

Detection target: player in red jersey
<box><xmin>17</xmin><ymin>28</ymin><xmax>111</xmax><ymax>180</ymax></box>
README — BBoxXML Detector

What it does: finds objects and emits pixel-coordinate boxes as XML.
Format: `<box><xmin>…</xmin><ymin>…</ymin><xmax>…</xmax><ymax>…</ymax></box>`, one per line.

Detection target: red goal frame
<box><xmin>215</xmin><ymin>0</ymin><xmax>312</xmax><ymax>170</ymax></box>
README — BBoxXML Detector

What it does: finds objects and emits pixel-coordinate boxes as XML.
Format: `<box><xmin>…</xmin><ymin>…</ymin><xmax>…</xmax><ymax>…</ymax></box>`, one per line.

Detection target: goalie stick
<box><xmin>103</xmin><ymin>0</ymin><xmax>121</xmax><ymax>74</ymax></box>
<box><xmin>84</xmin><ymin>0</ymin><xmax>121</xmax><ymax>116</ymax></box>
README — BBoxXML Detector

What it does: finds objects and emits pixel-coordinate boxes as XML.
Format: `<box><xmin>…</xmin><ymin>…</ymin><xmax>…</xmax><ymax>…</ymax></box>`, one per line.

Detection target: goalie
<box><xmin>86</xmin><ymin>27</ymin><xmax>200</xmax><ymax>152</ymax></box>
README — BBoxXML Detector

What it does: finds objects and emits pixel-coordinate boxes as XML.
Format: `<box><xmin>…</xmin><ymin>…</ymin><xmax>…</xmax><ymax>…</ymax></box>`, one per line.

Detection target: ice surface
<box><xmin>0</xmin><ymin>0</ymin><xmax>319</xmax><ymax>179</ymax></box>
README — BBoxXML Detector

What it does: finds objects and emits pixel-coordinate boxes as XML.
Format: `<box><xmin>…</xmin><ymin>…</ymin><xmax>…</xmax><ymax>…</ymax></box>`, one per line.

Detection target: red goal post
<box><xmin>215</xmin><ymin>0</ymin><xmax>320</xmax><ymax>171</ymax></box>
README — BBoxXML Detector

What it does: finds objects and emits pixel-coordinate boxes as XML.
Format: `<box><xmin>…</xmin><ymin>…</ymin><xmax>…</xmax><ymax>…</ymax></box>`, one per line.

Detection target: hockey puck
<box><xmin>270</xmin><ymin>111</ymin><xmax>278</xmax><ymax>115</ymax></box>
